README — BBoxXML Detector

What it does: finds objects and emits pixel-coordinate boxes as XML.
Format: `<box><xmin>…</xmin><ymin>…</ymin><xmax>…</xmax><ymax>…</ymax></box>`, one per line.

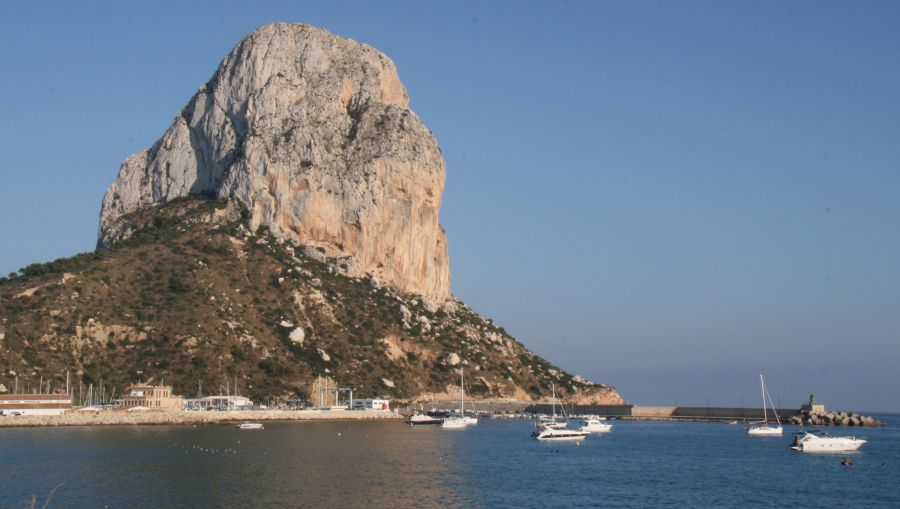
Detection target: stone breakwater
<box><xmin>789</xmin><ymin>410</ymin><xmax>883</xmax><ymax>427</ymax></box>
<box><xmin>0</xmin><ymin>409</ymin><xmax>401</xmax><ymax>428</ymax></box>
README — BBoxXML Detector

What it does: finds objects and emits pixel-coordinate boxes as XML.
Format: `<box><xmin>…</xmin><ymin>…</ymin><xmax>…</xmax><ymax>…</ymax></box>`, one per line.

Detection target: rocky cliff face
<box><xmin>100</xmin><ymin>23</ymin><xmax>450</xmax><ymax>301</ymax></box>
<box><xmin>2</xmin><ymin>197</ymin><xmax>623</xmax><ymax>405</ymax></box>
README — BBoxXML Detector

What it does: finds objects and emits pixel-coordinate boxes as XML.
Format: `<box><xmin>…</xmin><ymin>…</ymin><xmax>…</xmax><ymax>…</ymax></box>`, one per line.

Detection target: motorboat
<box><xmin>406</xmin><ymin>412</ymin><xmax>443</xmax><ymax>427</ymax></box>
<box><xmin>579</xmin><ymin>417</ymin><xmax>613</xmax><ymax>433</ymax></box>
<box><xmin>533</xmin><ymin>426</ymin><xmax>589</xmax><ymax>441</ymax></box>
<box><xmin>747</xmin><ymin>374</ymin><xmax>783</xmax><ymax>436</ymax></box>
<box><xmin>790</xmin><ymin>430</ymin><xmax>866</xmax><ymax>452</ymax></box>
<box><xmin>237</xmin><ymin>422</ymin><xmax>263</xmax><ymax>430</ymax></box>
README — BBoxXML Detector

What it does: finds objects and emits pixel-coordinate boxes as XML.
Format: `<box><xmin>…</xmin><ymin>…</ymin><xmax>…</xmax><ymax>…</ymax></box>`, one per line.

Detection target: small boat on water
<box><xmin>532</xmin><ymin>384</ymin><xmax>588</xmax><ymax>441</ymax></box>
<box><xmin>441</xmin><ymin>416</ymin><xmax>468</xmax><ymax>429</ymax></box>
<box><xmin>747</xmin><ymin>374</ymin><xmax>783</xmax><ymax>436</ymax></box>
<box><xmin>534</xmin><ymin>414</ymin><xmax>568</xmax><ymax>429</ymax></box>
<box><xmin>533</xmin><ymin>426</ymin><xmax>589</xmax><ymax>441</ymax></box>
<box><xmin>407</xmin><ymin>412</ymin><xmax>443</xmax><ymax>427</ymax></box>
<box><xmin>237</xmin><ymin>422</ymin><xmax>263</xmax><ymax>430</ymax></box>
<box><xmin>442</xmin><ymin>369</ymin><xmax>474</xmax><ymax>429</ymax></box>
<box><xmin>532</xmin><ymin>386</ymin><xmax>569</xmax><ymax>430</ymax></box>
<box><xmin>578</xmin><ymin>416</ymin><xmax>613</xmax><ymax>433</ymax></box>
<box><xmin>790</xmin><ymin>430</ymin><xmax>866</xmax><ymax>452</ymax></box>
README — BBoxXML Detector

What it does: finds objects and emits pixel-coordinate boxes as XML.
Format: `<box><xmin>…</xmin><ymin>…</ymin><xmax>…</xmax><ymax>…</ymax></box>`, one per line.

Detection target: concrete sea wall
<box><xmin>0</xmin><ymin>409</ymin><xmax>401</xmax><ymax>428</ymax></box>
<box><xmin>524</xmin><ymin>404</ymin><xmax>803</xmax><ymax>421</ymax></box>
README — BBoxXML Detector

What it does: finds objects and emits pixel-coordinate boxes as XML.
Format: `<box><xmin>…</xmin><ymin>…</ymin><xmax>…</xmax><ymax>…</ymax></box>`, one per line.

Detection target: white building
<box><xmin>350</xmin><ymin>398</ymin><xmax>390</xmax><ymax>411</ymax></box>
<box><xmin>183</xmin><ymin>395</ymin><xmax>254</xmax><ymax>411</ymax></box>
<box><xmin>0</xmin><ymin>394</ymin><xmax>72</xmax><ymax>416</ymax></box>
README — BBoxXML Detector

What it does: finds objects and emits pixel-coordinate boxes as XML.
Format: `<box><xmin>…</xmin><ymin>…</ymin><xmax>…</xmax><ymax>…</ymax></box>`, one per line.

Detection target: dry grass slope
<box><xmin>0</xmin><ymin>196</ymin><xmax>621</xmax><ymax>405</ymax></box>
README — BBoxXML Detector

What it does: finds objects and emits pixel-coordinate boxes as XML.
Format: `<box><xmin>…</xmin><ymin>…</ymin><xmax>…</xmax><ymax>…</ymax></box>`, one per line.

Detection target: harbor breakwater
<box><xmin>0</xmin><ymin>409</ymin><xmax>401</xmax><ymax>428</ymax></box>
<box><xmin>788</xmin><ymin>409</ymin><xmax>883</xmax><ymax>427</ymax></box>
<box><xmin>522</xmin><ymin>404</ymin><xmax>885</xmax><ymax>426</ymax></box>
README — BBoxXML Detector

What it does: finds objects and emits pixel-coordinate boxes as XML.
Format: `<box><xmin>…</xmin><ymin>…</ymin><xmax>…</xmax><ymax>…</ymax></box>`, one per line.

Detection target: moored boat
<box><xmin>747</xmin><ymin>374</ymin><xmax>783</xmax><ymax>436</ymax></box>
<box><xmin>534</xmin><ymin>414</ymin><xmax>568</xmax><ymax>429</ymax></box>
<box><xmin>441</xmin><ymin>416</ymin><xmax>468</xmax><ymax>428</ymax></box>
<box><xmin>460</xmin><ymin>414</ymin><xmax>478</xmax><ymax>425</ymax></box>
<box><xmin>442</xmin><ymin>369</ymin><xmax>473</xmax><ymax>429</ymax></box>
<box><xmin>790</xmin><ymin>430</ymin><xmax>866</xmax><ymax>452</ymax></box>
<box><xmin>237</xmin><ymin>422</ymin><xmax>263</xmax><ymax>430</ymax></box>
<box><xmin>579</xmin><ymin>417</ymin><xmax>613</xmax><ymax>433</ymax></box>
<box><xmin>407</xmin><ymin>412</ymin><xmax>443</xmax><ymax>427</ymax></box>
<box><xmin>533</xmin><ymin>426</ymin><xmax>589</xmax><ymax>441</ymax></box>
<box><xmin>531</xmin><ymin>383</ymin><xmax>588</xmax><ymax>440</ymax></box>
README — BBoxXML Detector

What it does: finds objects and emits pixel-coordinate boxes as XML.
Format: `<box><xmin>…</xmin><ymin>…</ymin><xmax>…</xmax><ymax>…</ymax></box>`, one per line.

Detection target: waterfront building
<box><xmin>121</xmin><ymin>384</ymin><xmax>182</xmax><ymax>411</ymax></box>
<box><xmin>182</xmin><ymin>395</ymin><xmax>254</xmax><ymax>411</ymax></box>
<box><xmin>0</xmin><ymin>394</ymin><xmax>73</xmax><ymax>416</ymax></box>
<box><xmin>350</xmin><ymin>398</ymin><xmax>390</xmax><ymax>411</ymax></box>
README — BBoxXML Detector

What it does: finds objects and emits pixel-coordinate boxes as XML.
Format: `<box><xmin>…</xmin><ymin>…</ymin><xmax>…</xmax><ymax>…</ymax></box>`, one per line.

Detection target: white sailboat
<box><xmin>442</xmin><ymin>368</ymin><xmax>473</xmax><ymax>428</ymax></box>
<box><xmin>747</xmin><ymin>374</ymin><xmax>783</xmax><ymax>436</ymax></box>
<box><xmin>533</xmin><ymin>384</ymin><xmax>568</xmax><ymax>430</ymax></box>
<box><xmin>533</xmin><ymin>384</ymin><xmax>588</xmax><ymax>441</ymax></box>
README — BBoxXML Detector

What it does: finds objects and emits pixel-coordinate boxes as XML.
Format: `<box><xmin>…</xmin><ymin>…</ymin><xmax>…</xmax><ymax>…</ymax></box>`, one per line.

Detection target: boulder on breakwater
<box><xmin>789</xmin><ymin>410</ymin><xmax>883</xmax><ymax>427</ymax></box>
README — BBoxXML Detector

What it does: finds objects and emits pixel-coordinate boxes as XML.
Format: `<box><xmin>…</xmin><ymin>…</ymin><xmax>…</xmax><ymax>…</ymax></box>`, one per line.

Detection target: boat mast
<box><xmin>460</xmin><ymin>369</ymin><xmax>464</xmax><ymax>416</ymax></box>
<box><xmin>760</xmin><ymin>374</ymin><xmax>768</xmax><ymax>425</ymax></box>
<box><xmin>551</xmin><ymin>383</ymin><xmax>557</xmax><ymax>420</ymax></box>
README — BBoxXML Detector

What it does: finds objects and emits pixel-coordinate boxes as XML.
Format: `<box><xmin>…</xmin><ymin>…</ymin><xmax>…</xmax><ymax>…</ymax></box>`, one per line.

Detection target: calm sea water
<box><xmin>1</xmin><ymin>415</ymin><xmax>898</xmax><ymax>508</ymax></box>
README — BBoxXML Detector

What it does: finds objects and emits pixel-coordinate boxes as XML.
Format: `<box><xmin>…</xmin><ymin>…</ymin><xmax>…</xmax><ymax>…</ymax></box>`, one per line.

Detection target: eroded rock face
<box><xmin>100</xmin><ymin>23</ymin><xmax>450</xmax><ymax>301</ymax></box>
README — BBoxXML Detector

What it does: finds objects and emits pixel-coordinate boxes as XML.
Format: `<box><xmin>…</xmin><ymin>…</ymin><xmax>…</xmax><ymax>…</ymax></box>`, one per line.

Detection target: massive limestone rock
<box><xmin>99</xmin><ymin>23</ymin><xmax>450</xmax><ymax>301</ymax></box>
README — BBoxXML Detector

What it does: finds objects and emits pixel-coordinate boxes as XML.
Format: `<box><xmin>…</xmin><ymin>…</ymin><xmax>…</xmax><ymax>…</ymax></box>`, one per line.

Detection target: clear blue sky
<box><xmin>2</xmin><ymin>1</ymin><xmax>898</xmax><ymax>412</ymax></box>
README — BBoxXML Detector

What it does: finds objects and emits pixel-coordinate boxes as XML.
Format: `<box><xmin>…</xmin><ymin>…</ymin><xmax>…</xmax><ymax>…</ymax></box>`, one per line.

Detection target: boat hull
<box><xmin>441</xmin><ymin>417</ymin><xmax>468</xmax><ymax>429</ymax></box>
<box><xmin>533</xmin><ymin>427</ymin><xmax>590</xmax><ymax>441</ymax></box>
<box><xmin>407</xmin><ymin>419</ymin><xmax>443</xmax><ymax>427</ymax></box>
<box><xmin>534</xmin><ymin>432</ymin><xmax>588</xmax><ymax>441</ymax></box>
<box><xmin>747</xmin><ymin>425</ymin><xmax>783</xmax><ymax>436</ymax></box>
<box><xmin>791</xmin><ymin>438</ymin><xmax>866</xmax><ymax>452</ymax></box>
<box><xmin>407</xmin><ymin>412</ymin><xmax>444</xmax><ymax>426</ymax></box>
<box><xmin>580</xmin><ymin>424</ymin><xmax>613</xmax><ymax>433</ymax></box>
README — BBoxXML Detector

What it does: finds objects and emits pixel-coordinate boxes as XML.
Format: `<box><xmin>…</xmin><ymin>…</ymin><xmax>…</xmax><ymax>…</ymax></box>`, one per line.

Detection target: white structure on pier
<box><xmin>0</xmin><ymin>394</ymin><xmax>73</xmax><ymax>416</ymax></box>
<box><xmin>351</xmin><ymin>398</ymin><xmax>390</xmax><ymax>411</ymax></box>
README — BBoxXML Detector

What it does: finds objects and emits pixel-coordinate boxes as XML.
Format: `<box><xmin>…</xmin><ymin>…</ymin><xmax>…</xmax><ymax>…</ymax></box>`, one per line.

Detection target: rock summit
<box><xmin>100</xmin><ymin>23</ymin><xmax>450</xmax><ymax>301</ymax></box>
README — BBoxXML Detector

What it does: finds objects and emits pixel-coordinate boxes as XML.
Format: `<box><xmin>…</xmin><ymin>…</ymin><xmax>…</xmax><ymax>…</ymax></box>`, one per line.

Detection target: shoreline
<box><xmin>0</xmin><ymin>409</ymin><xmax>402</xmax><ymax>428</ymax></box>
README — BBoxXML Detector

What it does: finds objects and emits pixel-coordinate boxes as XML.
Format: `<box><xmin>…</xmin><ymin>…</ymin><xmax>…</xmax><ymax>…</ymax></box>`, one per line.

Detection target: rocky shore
<box><xmin>0</xmin><ymin>409</ymin><xmax>401</xmax><ymax>428</ymax></box>
<box><xmin>788</xmin><ymin>410</ymin><xmax>884</xmax><ymax>427</ymax></box>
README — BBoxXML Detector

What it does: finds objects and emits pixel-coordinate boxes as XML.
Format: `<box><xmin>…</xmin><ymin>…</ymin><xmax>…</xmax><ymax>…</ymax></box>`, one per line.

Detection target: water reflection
<box><xmin>3</xmin><ymin>417</ymin><xmax>898</xmax><ymax>508</ymax></box>
<box><xmin>0</xmin><ymin>420</ymin><xmax>463</xmax><ymax>508</ymax></box>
